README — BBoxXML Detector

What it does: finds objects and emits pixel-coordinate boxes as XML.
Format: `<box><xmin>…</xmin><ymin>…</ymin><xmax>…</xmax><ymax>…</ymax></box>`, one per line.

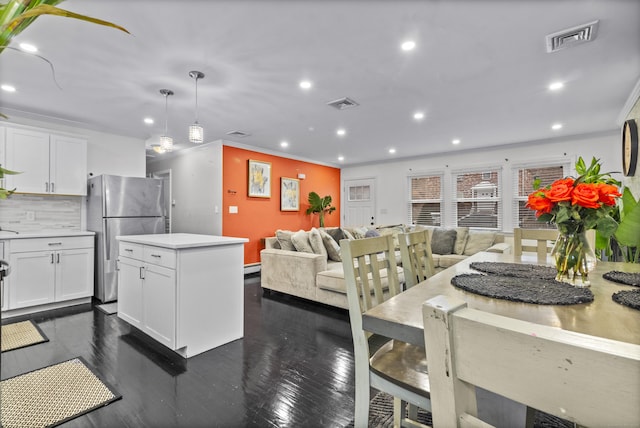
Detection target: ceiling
<box><xmin>1</xmin><ymin>0</ymin><xmax>639</xmax><ymax>167</ymax></box>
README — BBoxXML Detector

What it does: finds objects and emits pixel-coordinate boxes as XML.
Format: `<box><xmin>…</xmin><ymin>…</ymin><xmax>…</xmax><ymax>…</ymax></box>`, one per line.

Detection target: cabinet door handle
<box><xmin>139</xmin><ymin>266</ymin><xmax>145</xmax><ymax>280</ymax></box>
<box><xmin>50</xmin><ymin>253</ymin><xmax>55</xmax><ymax>264</ymax></box>
<box><xmin>151</xmin><ymin>254</ymin><xmax>161</xmax><ymax>258</ymax></box>
<box><xmin>51</xmin><ymin>182</ymin><xmax>55</xmax><ymax>193</ymax></box>
<box><xmin>45</xmin><ymin>182</ymin><xmax>49</xmax><ymax>192</ymax></box>
<box><xmin>48</xmin><ymin>242</ymin><xmax>62</xmax><ymax>246</ymax></box>
<box><xmin>56</xmin><ymin>253</ymin><xmax>60</xmax><ymax>264</ymax></box>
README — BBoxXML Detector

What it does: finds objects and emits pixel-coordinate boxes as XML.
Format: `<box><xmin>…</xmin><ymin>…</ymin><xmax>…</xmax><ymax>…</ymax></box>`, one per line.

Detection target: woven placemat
<box><xmin>470</xmin><ymin>262</ymin><xmax>557</xmax><ymax>279</ymax></box>
<box><xmin>451</xmin><ymin>274</ymin><xmax>594</xmax><ymax>305</ymax></box>
<box><xmin>612</xmin><ymin>289</ymin><xmax>640</xmax><ymax>311</ymax></box>
<box><xmin>0</xmin><ymin>357</ymin><xmax>121</xmax><ymax>427</ymax></box>
<box><xmin>1</xmin><ymin>320</ymin><xmax>49</xmax><ymax>353</ymax></box>
<box><xmin>603</xmin><ymin>271</ymin><xmax>640</xmax><ymax>287</ymax></box>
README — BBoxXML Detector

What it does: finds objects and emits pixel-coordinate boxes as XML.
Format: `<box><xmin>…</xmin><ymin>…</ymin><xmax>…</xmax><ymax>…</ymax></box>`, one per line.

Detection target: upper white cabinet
<box><xmin>4</xmin><ymin>126</ymin><xmax>87</xmax><ymax>196</ymax></box>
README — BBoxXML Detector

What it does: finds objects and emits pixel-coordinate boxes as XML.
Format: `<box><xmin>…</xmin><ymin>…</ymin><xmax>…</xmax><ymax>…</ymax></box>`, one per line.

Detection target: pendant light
<box><xmin>188</xmin><ymin>70</ymin><xmax>205</xmax><ymax>143</ymax></box>
<box><xmin>159</xmin><ymin>89</ymin><xmax>174</xmax><ymax>152</ymax></box>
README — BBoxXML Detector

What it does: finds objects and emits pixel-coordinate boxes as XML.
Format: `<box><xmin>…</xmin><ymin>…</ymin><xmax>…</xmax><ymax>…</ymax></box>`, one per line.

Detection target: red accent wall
<box><xmin>222</xmin><ymin>146</ymin><xmax>341</xmax><ymax>265</ymax></box>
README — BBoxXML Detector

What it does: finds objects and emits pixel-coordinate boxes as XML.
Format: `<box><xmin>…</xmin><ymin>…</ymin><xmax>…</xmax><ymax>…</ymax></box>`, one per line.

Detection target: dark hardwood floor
<box><xmin>1</xmin><ymin>274</ymin><xmax>358</xmax><ymax>427</ymax></box>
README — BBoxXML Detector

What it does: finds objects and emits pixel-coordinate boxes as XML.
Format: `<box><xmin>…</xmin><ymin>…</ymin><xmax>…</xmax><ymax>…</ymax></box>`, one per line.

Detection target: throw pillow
<box><xmin>454</xmin><ymin>227</ymin><xmax>470</xmax><ymax>255</ymax></box>
<box><xmin>342</xmin><ymin>228</ymin><xmax>356</xmax><ymax>240</ymax></box>
<box><xmin>430</xmin><ymin>228</ymin><xmax>457</xmax><ymax>255</ymax></box>
<box><xmin>352</xmin><ymin>226</ymin><xmax>370</xmax><ymax>239</ymax></box>
<box><xmin>325</xmin><ymin>227</ymin><xmax>346</xmax><ymax>244</ymax></box>
<box><xmin>320</xmin><ymin>229</ymin><xmax>342</xmax><ymax>261</ymax></box>
<box><xmin>309</xmin><ymin>228</ymin><xmax>328</xmax><ymax>258</ymax></box>
<box><xmin>291</xmin><ymin>230</ymin><xmax>314</xmax><ymax>253</ymax></box>
<box><xmin>463</xmin><ymin>230</ymin><xmax>497</xmax><ymax>256</ymax></box>
<box><xmin>365</xmin><ymin>228</ymin><xmax>381</xmax><ymax>238</ymax></box>
<box><xmin>275</xmin><ymin>230</ymin><xmax>295</xmax><ymax>251</ymax></box>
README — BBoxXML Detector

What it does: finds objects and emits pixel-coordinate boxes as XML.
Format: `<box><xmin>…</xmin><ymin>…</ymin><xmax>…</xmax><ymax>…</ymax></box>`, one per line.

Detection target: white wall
<box><xmin>146</xmin><ymin>141</ymin><xmax>223</xmax><ymax>235</ymax></box>
<box><xmin>3</xmin><ymin>115</ymin><xmax>146</xmax><ymax>178</ymax></box>
<box><xmin>341</xmin><ymin>131</ymin><xmax>623</xmax><ymax>231</ymax></box>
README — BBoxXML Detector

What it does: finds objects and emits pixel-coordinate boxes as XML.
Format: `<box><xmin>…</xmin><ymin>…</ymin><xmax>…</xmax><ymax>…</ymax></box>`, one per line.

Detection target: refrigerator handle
<box><xmin>104</xmin><ymin>218</ymin><xmax>110</xmax><ymax>261</ymax></box>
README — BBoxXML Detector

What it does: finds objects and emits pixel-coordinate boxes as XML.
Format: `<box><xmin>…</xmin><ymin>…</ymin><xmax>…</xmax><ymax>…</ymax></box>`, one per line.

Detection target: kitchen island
<box><xmin>116</xmin><ymin>233</ymin><xmax>248</xmax><ymax>358</ymax></box>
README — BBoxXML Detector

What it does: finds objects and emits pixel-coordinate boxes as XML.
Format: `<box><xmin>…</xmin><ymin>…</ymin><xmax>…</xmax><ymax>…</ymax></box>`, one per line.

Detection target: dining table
<box><xmin>362</xmin><ymin>250</ymin><xmax>640</xmax><ymax>427</ymax></box>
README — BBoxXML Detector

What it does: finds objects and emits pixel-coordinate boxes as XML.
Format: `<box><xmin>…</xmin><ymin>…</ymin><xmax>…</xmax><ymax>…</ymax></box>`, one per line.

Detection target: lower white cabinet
<box><xmin>3</xmin><ymin>235</ymin><xmax>94</xmax><ymax>314</ymax></box>
<box><xmin>117</xmin><ymin>234</ymin><xmax>247</xmax><ymax>358</ymax></box>
<box><xmin>117</xmin><ymin>251</ymin><xmax>176</xmax><ymax>349</ymax></box>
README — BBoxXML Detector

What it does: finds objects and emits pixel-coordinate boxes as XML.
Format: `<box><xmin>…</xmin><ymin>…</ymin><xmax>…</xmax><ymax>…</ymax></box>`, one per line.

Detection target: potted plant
<box><xmin>305</xmin><ymin>191</ymin><xmax>335</xmax><ymax>227</ymax></box>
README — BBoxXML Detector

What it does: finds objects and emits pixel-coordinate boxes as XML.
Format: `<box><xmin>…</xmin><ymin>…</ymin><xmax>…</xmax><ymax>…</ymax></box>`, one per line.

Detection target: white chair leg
<box><xmin>393</xmin><ymin>397</ymin><xmax>404</xmax><ymax>428</ymax></box>
<box><xmin>353</xmin><ymin>365</ymin><xmax>370</xmax><ymax>428</ymax></box>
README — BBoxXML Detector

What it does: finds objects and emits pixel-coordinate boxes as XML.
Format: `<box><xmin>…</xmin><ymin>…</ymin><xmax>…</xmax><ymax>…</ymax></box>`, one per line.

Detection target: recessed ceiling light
<box><xmin>552</xmin><ymin>123</ymin><xmax>563</xmax><ymax>130</ymax></box>
<box><xmin>549</xmin><ymin>82</ymin><xmax>564</xmax><ymax>91</ymax></box>
<box><xmin>143</xmin><ymin>117</ymin><xmax>154</xmax><ymax>125</ymax></box>
<box><xmin>280</xmin><ymin>141</ymin><xmax>289</xmax><ymax>148</ymax></box>
<box><xmin>401</xmin><ymin>40</ymin><xmax>416</xmax><ymax>51</ymax></box>
<box><xmin>1</xmin><ymin>84</ymin><xmax>16</xmax><ymax>92</ymax></box>
<box><xmin>338</xmin><ymin>156</ymin><xmax>344</xmax><ymax>161</ymax></box>
<box><xmin>336</xmin><ymin>128</ymin><xmax>346</xmax><ymax>136</ymax></box>
<box><xmin>452</xmin><ymin>139</ymin><xmax>461</xmax><ymax>145</ymax></box>
<box><xmin>299</xmin><ymin>80</ymin><xmax>312</xmax><ymax>90</ymax></box>
<box><xmin>413</xmin><ymin>111</ymin><xmax>425</xmax><ymax>120</ymax></box>
<box><xmin>389</xmin><ymin>148</ymin><xmax>396</xmax><ymax>154</ymax></box>
<box><xmin>19</xmin><ymin>42</ymin><xmax>37</xmax><ymax>53</ymax></box>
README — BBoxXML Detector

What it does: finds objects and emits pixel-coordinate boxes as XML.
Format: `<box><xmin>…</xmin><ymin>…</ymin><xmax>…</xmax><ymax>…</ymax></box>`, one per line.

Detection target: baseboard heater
<box><xmin>244</xmin><ymin>263</ymin><xmax>261</xmax><ymax>275</ymax></box>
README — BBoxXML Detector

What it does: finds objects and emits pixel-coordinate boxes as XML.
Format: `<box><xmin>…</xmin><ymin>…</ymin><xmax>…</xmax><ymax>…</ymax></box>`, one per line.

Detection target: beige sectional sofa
<box><xmin>260</xmin><ymin>224</ymin><xmax>510</xmax><ymax>309</ymax></box>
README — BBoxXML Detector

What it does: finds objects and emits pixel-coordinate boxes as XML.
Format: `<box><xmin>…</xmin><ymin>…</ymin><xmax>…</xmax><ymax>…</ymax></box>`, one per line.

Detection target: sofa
<box><xmin>260</xmin><ymin>225</ymin><xmax>510</xmax><ymax>309</ymax></box>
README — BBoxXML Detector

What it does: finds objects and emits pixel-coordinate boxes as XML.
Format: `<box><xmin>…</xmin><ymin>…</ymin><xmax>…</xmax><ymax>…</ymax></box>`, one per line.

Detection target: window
<box><xmin>348</xmin><ymin>185</ymin><xmax>370</xmax><ymax>202</ymax></box>
<box><xmin>513</xmin><ymin>162</ymin><xmax>568</xmax><ymax>229</ymax></box>
<box><xmin>408</xmin><ymin>174</ymin><xmax>442</xmax><ymax>226</ymax></box>
<box><xmin>452</xmin><ymin>168</ymin><xmax>501</xmax><ymax>229</ymax></box>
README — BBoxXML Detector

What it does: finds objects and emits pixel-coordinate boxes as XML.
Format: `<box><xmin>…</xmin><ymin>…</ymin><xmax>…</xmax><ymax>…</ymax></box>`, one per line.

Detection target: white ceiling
<box><xmin>1</xmin><ymin>0</ymin><xmax>639</xmax><ymax>167</ymax></box>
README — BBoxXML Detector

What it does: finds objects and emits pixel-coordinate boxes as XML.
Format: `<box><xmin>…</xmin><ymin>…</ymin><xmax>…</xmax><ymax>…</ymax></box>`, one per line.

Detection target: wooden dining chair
<box><xmin>422</xmin><ymin>294</ymin><xmax>640</xmax><ymax>428</ymax></box>
<box><xmin>398</xmin><ymin>230</ymin><xmax>436</xmax><ymax>288</ymax></box>
<box><xmin>513</xmin><ymin>228</ymin><xmax>559</xmax><ymax>261</ymax></box>
<box><xmin>340</xmin><ymin>235</ymin><xmax>431</xmax><ymax>428</ymax></box>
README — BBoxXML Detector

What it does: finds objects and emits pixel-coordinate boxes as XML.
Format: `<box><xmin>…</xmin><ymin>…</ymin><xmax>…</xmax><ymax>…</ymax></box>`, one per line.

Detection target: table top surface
<box><xmin>116</xmin><ymin>233</ymin><xmax>248</xmax><ymax>249</ymax></box>
<box><xmin>363</xmin><ymin>251</ymin><xmax>640</xmax><ymax>346</ymax></box>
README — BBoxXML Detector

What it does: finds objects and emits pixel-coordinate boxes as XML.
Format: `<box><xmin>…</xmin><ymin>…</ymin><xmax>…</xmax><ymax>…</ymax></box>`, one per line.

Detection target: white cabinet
<box><xmin>4</xmin><ymin>127</ymin><xmax>87</xmax><ymax>195</ymax></box>
<box><xmin>117</xmin><ymin>243</ymin><xmax>176</xmax><ymax>349</ymax></box>
<box><xmin>117</xmin><ymin>234</ymin><xmax>247</xmax><ymax>358</ymax></box>
<box><xmin>3</xmin><ymin>235</ymin><xmax>94</xmax><ymax>313</ymax></box>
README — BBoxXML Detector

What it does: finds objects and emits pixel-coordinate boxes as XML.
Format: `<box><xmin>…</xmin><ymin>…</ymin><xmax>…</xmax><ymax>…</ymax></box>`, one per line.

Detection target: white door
<box><xmin>9</xmin><ymin>250</ymin><xmax>55</xmax><ymax>309</ymax></box>
<box><xmin>55</xmin><ymin>248</ymin><xmax>94</xmax><ymax>301</ymax></box>
<box><xmin>117</xmin><ymin>257</ymin><xmax>144</xmax><ymax>328</ymax></box>
<box><xmin>50</xmin><ymin>134</ymin><xmax>87</xmax><ymax>195</ymax></box>
<box><xmin>142</xmin><ymin>263</ymin><xmax>176</xmax><ymax>349</ymax></box>
<box><xmin>5</xmin><ymin>127</ymin><xmax>50</xmax><ymax>194</ymax></box>
<box><xmin>344</xmin><ymin>178</ymin><xmax>376</xmax><ymax>227</ymax></box>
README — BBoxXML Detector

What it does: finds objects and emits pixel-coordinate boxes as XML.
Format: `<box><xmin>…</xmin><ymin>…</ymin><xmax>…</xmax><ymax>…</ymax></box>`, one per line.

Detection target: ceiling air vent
<box><xmin>546</xmin><ymin>20</ymin><xmax>599</xmax><ymax>53</ymax></box>
<box><xmin>226</xmin><ymin>130</ymin><xmax>251</xmax><ymax>137</ymax></box>
<box><xmin>327</xmin><ymin>97</ymin><xmax>359</xmax><ymax>110</ymax></box>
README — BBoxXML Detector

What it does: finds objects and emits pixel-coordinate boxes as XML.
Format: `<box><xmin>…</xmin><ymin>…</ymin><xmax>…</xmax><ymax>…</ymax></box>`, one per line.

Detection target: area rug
<box><xmin>1</xmin><ymin>320</ymin><xmax>49</xmax><ymax>353</ymax></box>
<box><xmin>346</xmin><ymin>392</ymin><xmax>573</xmax><ymax>428</ymax></box>
<box><xmin>96</xmin><ymin>302</ymin><xmax>118</xmax><ymax>315</ymax></box>
<box><xmin>0</xmin><ymin>357</ymin><xmax>122</xmax><ymax>428</ymax></box>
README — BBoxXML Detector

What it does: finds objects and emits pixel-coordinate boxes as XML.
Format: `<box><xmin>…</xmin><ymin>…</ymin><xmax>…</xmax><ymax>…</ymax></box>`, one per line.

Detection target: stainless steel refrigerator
<box><xmin>87</xmin><ymin>174</ymin><xmax>165</xmax><ymax>303</ymax></box>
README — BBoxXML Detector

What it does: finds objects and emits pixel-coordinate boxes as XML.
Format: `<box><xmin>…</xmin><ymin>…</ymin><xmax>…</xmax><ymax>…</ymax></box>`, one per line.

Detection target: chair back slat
<box><xmin>399</xmin><ymin>230</ymin><xmax>435</xmax><ymax>288</ymax></box>
<box><xmin>423</xmin><ymin>295</ymin><xmax>640</xmax><ymax>427</ymax></box>
<box><xmin>513</xmin><ymin>228</ymin><xmax>559</xmax><ymax>261</ymax></box>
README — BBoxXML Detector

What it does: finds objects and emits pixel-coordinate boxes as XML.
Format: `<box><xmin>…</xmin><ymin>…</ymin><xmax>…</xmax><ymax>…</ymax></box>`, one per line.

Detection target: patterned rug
<box><xmin>346</xmin><ymin>392</ymin><xmax>573</xmax><ymax>428</ymax></box>
<box><xmin>1</xmin><ymin>320</ymin><xmax>49</xmax><ymax>353</ymax></box>
<box><xmin>0</xmin><ymin>357</ymin><xmax>122</xmax><ymax>428</ymax></box>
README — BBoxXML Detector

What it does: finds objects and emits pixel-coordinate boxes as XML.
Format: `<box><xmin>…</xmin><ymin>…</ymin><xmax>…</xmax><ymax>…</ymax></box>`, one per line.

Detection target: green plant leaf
<box><xmin>614</xmin><ymin>190</ymin><xmax>640</xmax><ymax>248</ymax></box>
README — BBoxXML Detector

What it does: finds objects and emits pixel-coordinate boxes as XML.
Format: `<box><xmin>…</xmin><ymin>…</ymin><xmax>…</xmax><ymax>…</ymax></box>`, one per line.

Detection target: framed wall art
<box><xmin>280</xmin><ymin>177</ymin><xmax>300</xmax><ymax>211</ymax></box>
<box><xmin>248</xmin><ymin>159</ymin><xmax>271</xmax><ymax>198</ymax></box>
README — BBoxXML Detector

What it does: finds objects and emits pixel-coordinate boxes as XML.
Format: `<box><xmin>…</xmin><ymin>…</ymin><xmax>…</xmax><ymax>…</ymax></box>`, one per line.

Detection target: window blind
<box><xmin>512</xmin><ymin>162</ymin><xmax>568</xmax><ymax>229</ymax></box>
<box><xmin>452</xmin><ymin>168</ymin><xmax>501</xmax><ymax>229</ymax></box>
<box><xmin>408</xmin><ymin>174</ymin><xmax>442</xmax><ymax>226</ymax></box>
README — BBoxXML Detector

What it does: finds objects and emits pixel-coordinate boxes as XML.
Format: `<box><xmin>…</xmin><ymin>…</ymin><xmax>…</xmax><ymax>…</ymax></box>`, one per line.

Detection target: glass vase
<box><xmin>551</xmin><ymin>230</ymin><xmax>597</xmax><ymax>287</ymax></box>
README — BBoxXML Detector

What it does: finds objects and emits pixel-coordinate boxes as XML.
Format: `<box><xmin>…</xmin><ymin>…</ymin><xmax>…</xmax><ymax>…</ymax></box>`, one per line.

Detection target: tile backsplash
<box><xmin>0</xmin><ymin>194</ymin><xmax>82</xmax><ymax>232</ymax></box>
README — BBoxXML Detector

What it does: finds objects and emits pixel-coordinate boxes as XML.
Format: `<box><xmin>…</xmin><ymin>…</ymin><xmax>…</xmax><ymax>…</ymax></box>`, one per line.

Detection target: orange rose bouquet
<box><xmin>525</xmin><ymin>157</ymin><xmax>621</xmax><ymax>285</ymax></box>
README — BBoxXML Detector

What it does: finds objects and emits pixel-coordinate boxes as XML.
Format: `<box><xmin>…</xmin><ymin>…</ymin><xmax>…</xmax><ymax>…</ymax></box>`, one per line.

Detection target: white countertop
<box><xmin>0</xmin><ymin>230</ymin><xmax>95</xmax><ymax>240</ymax></box>
<box><xmin>116</xmin><ymin>233</ymin><xmax>249</xmax><ymax>249</ymax></box>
